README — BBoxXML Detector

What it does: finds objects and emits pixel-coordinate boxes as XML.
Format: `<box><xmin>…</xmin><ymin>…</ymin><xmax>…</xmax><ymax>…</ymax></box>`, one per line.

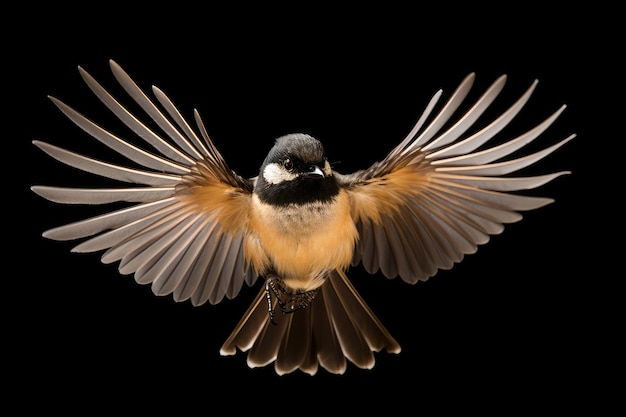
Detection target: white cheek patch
<box><xmin>263</xmin><ymin>162</ymin><xmax>298</xmax><ymax>185</ymax></box>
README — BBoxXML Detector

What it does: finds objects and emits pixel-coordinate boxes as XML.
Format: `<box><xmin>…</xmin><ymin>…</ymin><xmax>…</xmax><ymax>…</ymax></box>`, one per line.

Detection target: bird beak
<box><xmin>303</xmin><ymin>165</ymin><xmax>325</xmax><ymax>178</ymax></box>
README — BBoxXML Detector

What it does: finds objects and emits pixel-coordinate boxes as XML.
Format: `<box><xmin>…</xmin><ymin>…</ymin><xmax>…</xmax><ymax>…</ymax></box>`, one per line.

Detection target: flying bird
<box><xmin>31</xmin><ymin>60</ymin><xmax>574</xmax><ymax>375</ymax></box>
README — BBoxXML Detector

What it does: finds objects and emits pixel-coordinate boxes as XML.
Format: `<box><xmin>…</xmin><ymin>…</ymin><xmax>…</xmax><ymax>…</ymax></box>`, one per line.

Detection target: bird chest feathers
<box><xmin>247</xmin><ymin>191</ymin><xmax>358</xmax><ymax>291</ymax></box>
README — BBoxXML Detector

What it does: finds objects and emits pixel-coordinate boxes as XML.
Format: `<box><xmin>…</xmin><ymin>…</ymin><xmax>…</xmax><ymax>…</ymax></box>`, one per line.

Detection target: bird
<box><xmin>31</xmin><ymin>59</ymin><xmax>574</xmax><ymax>376</ymax></box>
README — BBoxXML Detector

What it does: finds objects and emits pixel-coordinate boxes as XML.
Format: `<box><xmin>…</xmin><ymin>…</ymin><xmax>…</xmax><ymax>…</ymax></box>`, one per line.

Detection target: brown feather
<box><xmin>220</xmin><ymin>270</ymin><xmax>400</xmax><ymax>375</ymax></box>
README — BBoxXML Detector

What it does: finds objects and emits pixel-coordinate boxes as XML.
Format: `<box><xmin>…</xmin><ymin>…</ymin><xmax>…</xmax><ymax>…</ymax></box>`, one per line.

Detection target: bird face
<box><xmin>254</xmin><ymin>133</ymin><xmax>339</xmax><ymax>206</ymax></box>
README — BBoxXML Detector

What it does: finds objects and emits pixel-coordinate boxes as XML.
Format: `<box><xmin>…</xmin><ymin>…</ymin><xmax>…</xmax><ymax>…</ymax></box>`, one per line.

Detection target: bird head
<box><xmin>255</xmin><ymin>133</ymin><xmax>339</xmax><ymax>205</ymax></box>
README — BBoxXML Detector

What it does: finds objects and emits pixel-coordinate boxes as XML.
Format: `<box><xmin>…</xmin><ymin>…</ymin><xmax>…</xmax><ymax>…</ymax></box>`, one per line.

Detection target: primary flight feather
<box><xmin>32</xmin><ymin>59</ymin><xmax>573</xmax><ymax>375</ymax></box>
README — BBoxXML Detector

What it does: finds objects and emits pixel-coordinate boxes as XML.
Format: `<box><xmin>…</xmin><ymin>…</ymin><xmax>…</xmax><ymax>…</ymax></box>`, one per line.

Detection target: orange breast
<box><xmin>245</xmin><ymin>190</ymin><xmax>358</xmax><ymax>292</ymax></box>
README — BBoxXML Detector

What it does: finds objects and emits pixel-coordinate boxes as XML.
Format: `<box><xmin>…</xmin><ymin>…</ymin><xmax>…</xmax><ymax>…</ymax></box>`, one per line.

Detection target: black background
<box><xmin>7</xmin><ymin>4</ymin><xmax>619</xmax><ymax>413</ymax></box>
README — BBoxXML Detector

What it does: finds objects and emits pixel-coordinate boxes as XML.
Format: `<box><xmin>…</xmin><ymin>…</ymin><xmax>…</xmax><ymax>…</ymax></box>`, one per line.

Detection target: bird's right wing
<box><xmin>32</xmin><ymin>60</ymin><xmax>259</xmax><ymax>306</ymax></box>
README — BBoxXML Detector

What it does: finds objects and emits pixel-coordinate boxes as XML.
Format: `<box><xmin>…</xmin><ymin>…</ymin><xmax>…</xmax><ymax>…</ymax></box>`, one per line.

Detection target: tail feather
<box><xmin>276</xmin><ymin>308</ymin><xmax>313</xmax><ymax>375</ymax></box>
<box><xmin>220</xmin><ymin>270</ymin><xmax>401</xmax><ymax>375</ymax></box>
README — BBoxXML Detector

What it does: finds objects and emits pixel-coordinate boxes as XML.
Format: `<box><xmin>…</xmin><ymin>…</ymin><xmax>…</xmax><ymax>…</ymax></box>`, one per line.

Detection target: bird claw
<box><xmin>265</xmin><ymin>275</ymin><xmax>318</xmax><ymax>325</ymax></box>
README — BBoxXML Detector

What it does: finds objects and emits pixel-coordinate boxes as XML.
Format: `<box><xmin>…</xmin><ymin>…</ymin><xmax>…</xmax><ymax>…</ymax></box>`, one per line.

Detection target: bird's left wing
<box><xmin>32</xmin><ymin>60</ymin><xmax>259</xmax><ymax>305</ymax></box>
<box><xmin>336</xmin><ymin>73</ymin><xmax>574</xmax><ymax>284</ymax></box>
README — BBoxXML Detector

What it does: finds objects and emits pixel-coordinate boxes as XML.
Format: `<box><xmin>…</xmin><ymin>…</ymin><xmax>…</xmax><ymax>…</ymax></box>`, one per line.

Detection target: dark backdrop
<box><xmin>6</xmin><ymin>4</ymin><xmax>617</xmax><ymax>413</ymax></box>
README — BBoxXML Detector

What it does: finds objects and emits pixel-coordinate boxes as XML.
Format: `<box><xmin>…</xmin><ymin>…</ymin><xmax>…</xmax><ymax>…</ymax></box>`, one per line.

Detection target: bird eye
<box><xmin>283</xmin><ymin>159</ymin><xmax>294</xmax><ymax>172</ymax></box>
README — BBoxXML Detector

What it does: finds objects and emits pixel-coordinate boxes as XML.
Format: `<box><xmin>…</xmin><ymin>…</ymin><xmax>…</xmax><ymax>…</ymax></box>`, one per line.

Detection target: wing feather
<box><xmin>31</xmin><ymin>185</ymin><xmax>175</xmax><ymax>204</ymax></box>
<box><xmin>421</xmin><ymin>74</ymin><xmax>507</xmax><ymax>152</ymax></box>
<box><xmin>150</xmin><ymin>216</ymin><xmax>212</xmax><ymax>297</ymax></box>
<box><xmin>425</xmin><ymin>192</ymin><xmax>506</xmax><ymax>236</ymax></box>
<box><xmin>434</xmin><ymin>135</ymin><xmax>574</xmax><ymax>175</ymax></box>
<box><xmin>44</xmin><ymin>199</ymin><xmax>178</xmax><ymax>241</ymax></box>
<box><xmin>435</xmin><ymin>172</ymin><xmax>569</xmax><ymax>191</ymax></box>
<box><xmin>408</xmin><ymin>72</ymin><xmax>476</xmax><ymax>150</ymax></box>
<box><xmin>134</xmin><ymin>214</ymin><xmax>205</xmax><ymax>286</ymax></box>
<box><xmin>339</xmin><ymin>73</ymin><xmax>573</xmax><ymax>284</ymax></box>
<box><xmin>48</xmin><ymin>94</ymin><xmax>190</xmax><ymax>174</ymax></box>
<box><xmin>211</xmin><ymin>232</ymin><xmax>243</xmax><ymax>304</ymax></box>
<box><xmin>173</xmin><ymin>221</ymin><xmax>221</xmax><ymax>303</ymax></box>
<box><xmin>429</xmin><ymin>105</ymin><xmax>566</xmax><ymax>165</ymax></box>
<box><xmin>408</xmin><ymin>189</ymin><xmax>479</xmax><ymax>275</ymax></box>
<box><xmin>427</xmin><ymin>79</ymin><xmax>539</xmax><ymax>158</ymax></box>
<box><xmin>191</xmin><ymin>232</ymin><xmax>233</xmax><ymax>306</ymax></box>
<box><xmin>32</xmin><ymin>141</ymin><xmax>182</xmax><ymax>186</ymax></box>
<box><xmin>152</xmin><ymin>86</ymin><xmax>212</xmax><ymax>159</ymax></box>
<box><xmin>107</xmin><ymin>61</ymin><xmax>201</xmax><ymax>163</ymax></box>
<box><xmin>71</xmin><ymin>203</ymin><xmax>179</xmax><ymax>253</ymax></box>
<box><xmin>118</xmin><ymin>211</ymin><xmax>199</xmax><ymax>276</ymax></box>
<box><xmin>359</xmin><ymin>222</ymin><xmax>380</xmax><ymax>274</ymax></box>
<box><xmin>33</xmin><ymin>60</ymin><xmax>258</xmax><ymax>306</ymax></box>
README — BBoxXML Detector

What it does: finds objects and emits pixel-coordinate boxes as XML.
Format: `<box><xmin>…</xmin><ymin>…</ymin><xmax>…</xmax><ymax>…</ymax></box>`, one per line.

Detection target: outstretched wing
<box><xmin>336</xmin><ymin>73</ymin><xmax>574</xmax><ymax>283</ymax></box>
<box><xmin>32</xmin><ymin>59</ymin><xmax>259</xmax><ymax>305</ymax></box>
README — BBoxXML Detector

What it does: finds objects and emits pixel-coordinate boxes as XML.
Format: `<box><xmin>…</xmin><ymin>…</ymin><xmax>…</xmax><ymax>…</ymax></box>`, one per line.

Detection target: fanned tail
<box><xmin>220</xmin><ymin>270</ymin><xmax>400</xmax><ymax>375</ymax></box>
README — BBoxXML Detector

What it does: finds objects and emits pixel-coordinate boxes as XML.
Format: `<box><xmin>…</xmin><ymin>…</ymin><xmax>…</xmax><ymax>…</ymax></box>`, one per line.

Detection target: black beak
<box><xmin>302</xmin><ymin>165</ymin><xmax>325</xmax><ymax>178</ymax></box>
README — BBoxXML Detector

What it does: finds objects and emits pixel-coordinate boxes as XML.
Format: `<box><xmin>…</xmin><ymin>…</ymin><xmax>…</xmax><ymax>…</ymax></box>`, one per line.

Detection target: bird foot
<box><xmin>264</xmin><ymin>275</ymin><xmax>319</xmax><ymax>325</ymax></box>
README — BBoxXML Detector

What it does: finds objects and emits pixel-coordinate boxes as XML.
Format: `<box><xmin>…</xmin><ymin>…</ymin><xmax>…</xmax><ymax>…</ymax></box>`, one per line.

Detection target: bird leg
<box><xmin>264</xmin><ymin>275</ymin><xmax>318</xmax><ymax>325</ymax></box>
